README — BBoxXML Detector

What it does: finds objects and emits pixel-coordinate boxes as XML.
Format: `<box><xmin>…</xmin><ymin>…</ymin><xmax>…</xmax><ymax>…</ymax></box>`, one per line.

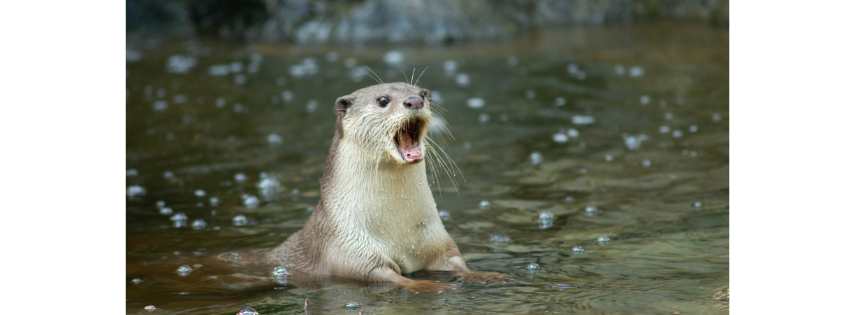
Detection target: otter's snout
<box><xmin>403</xmin><ymin>97</ymin><xmax>424</xmax><ymax>110</ymax></box>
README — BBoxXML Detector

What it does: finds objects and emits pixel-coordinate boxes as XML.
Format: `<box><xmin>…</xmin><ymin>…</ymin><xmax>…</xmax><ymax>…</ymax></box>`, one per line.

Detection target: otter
<box><xmin>265</xmin><ymin>82</ymin><xmax>507</xmax><ymax>293</ymax></box>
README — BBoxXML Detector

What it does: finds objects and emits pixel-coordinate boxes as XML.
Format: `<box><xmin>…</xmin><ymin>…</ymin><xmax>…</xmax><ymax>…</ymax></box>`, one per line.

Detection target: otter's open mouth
<box><xmin>394</xmin><ymin>118</ymin><xmax>425</xmax><ymax>163</ymax></box>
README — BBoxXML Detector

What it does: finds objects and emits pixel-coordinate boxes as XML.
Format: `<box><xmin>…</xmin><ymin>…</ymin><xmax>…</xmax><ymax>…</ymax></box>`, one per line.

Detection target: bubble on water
<box><xmin>267</xmin><ymin>133</ymin><xmax>283</xmax><ymax>145</ymax></box>
<box><xmin>443</xmin><ymin>60</ymin><xmax>457</xmax><ymax>73</ymax></box>
<box><xmin>194</xmin><ymin>263</ymin><xmax>203</xmax><ymax>268</ymax></box>
<box><xmin>208</xmin><ymin>64</ymin><xmax>229</xmax><ymax>76</ymax></box>
<box><xmin>233</xmin><ymin>215</ymin><xmax>248</xmax><ymax>226</ymax></box>
<box><xmin>640</xmin><ymin>95</ymin><xmax>651</xmax><ymax>105</ymax></box>
<box><xmin>539</xmin><ymin>212</ymin><xmax>554</xmax><ymax>229</ymax></box>
<box><xmin>191</xmin><ymin>219</ymin><xmax>206</xmax><ymax>230</ymax></box>
<box><xmin>713</xmin><ymin>113</ymin><xmax>722</xmax><ymax>122</ymax></box>
<box><xmin>438</xmin><ymin>210</ymin><xmax>450</xmax><ymax>221</ymax></box>
<box><xmin>278</xmin><ymin>91</ymin><xmax>294</xmax><ymax>103</ymax></box>
<box><xmin>490</xmin><ymin>234</ymin><xmax>510</xmax><ymax>243</ymax></box>
<box><xmin>383</xmin><ymin>51</ymin><xmax>404</xmax><ymax>64</ymax></box>
<box><xmin>126</xmin><ymin>169</ymin><xmax>138</xmax><ymax>177</ymax></box>
<box><xmin>526</xmin><ymin>263</ymin><xmax>540</xmax><ymax>270</ymax></box>
<box><xmin>477</xmin><ymin>200</ymin><xmax>491</xmax><ymax>210</ymax></box>
<box><xmin>571</xmin><ymin>115</ymin><xmax>595</xmax><ymax>125</ymax></box>
<box><xmin>342</xmin><ymin>58</ymin><xmax>357</xmax><ymax>69</ymax></box>
<box><xmin>500</xmin><ymin>114</ymin><xmax>508</xmax><ymax>122</ymax></box>
<box><xmin>597</xmin><ymin>236</ymin><xmax>610</xmax><ymax>244</ymax></box>
<box><xmin>127</xmin><ymin>185</ymin><xmax>146</xmax><ymax>198</ymax></box>
<box><xmin>176</xmin><ymin>264</ymin><xmax>192</xmax><ymax>276</ymax></box>
<box><xmin>156</xmin><ymin>88</ymin><xmax>166</xmax><ymax>98</ymax></box>
<box><xmin>257</xmin><ymin>175</ymin><xmax>280</xmax><ymax>201</ymax></box>
<box><xmin>567</xmin><ymin>64</ymin><xmax>578</xmax><ymax>74</ymax></box>
<box><xmin>235</xmin><ymin>173</ymin><xmax>248</xmax><ymax>183</ymax></box>
<box><xmin>604</xmin><ymin>155</ymin><xmax>613</xmax><ymax>162</ymax></box>
<box><xmin>233</xmin><ymin>103</ymin><xmax>246</xmax><ymax>113</ymax></box>
<box><xmin>624</xmin><ymin>135</ymin><xmax>643</xmax><ymax>150</ymax></box>
<box><xmin>530</xmin><ymin>152</ymin><xmax>543</xmax><ymax>165</ymax></box>
<box><xmin>306</xmin><ymin>100</ymin><xmax>318</xmax><ymax>113</ymax></box>
<box><xmin>565</xmin><ymin>196</ymin><xmax>575</xmax><ymax>203</ymax></box>
<box><xmin>132</xmin><ymin>278</ymin><xmax>143</xmax><ymax>284</ymax></box>
<box><xmin>525</xmin><ymin>90</ymin><xmax>536</xmax><ymax>99</ymax></box>
<box><xmin>291</xmin><ymin>188</ymin><xmax>300</xmax><ymax>195</ymax></box>
<box><xmin>552</xmin><ymin>284</ymin><xmax>577</xmax><ymax>291</ymax></box>
<box><xmin>193</xmin><ymin>189</ymin><xmax>206</xmax><ymax>197</ymax></box>
<box><xmin>629</xmin><ymin>66</ymin><xmax>644</xmax><ymax>77</ymax></box>
<box><xmin>170</xmin><ymin>212</ymin><xmax>187</xmax><ymax>221</ymax></box>
<box><xmin>689</xmin><ymin>125</ymin><xmax>698</xmax><ymax>133</ymax></box>
<box><xmin>344</xmin><ymin>301</ymin><xmax>359</xmax><ymax>308</ymax></box>
<box><xmin>642</xmin><ymin>159</ymin><xmax>652</xmax><ymax>167</ymax></box>
<box><xmin>173</xmin><ymin>94</ymin><xmax>188</xmax><ymax>104</ymax></box>
<box><xmin>566</xmin><ymin>128</ymin><xmax>579</xmax><ymax>137</ymax></box>
<box><xmin>455</xmin><ymin>73</ymin><xmax>471</xmax><ymax>87</ymax></box>
<box><xmin>429</xmin><ymin>116</ymin><xmax>447</xmax><ymax>134</ymax></box>
<box><xmin>690</xmin><ymin>151</ymin><xmax>697</xmax><ymax>157</ymax></box>
<box><xmin>289</xmin><ymin>65</ymin><xmax>306</xmax><ymax>77</ymax></box>
<box><xmin>430</xmin><ymin>91</ymin><xmax>443</xmax><ymax>103</ymax></box>
<box><xmin>585</xmin><ymin>206</ymin><xmax>597</xmax><ymax>216</ymax></box>
<box><xmin>153</xmin><ymin>100</ymin><xmax>168</xmax><ymax>111</ymax></box>
<box><xmin>693</xmin><ymin>201</ymin><xmax>703</xmax><ymax>210</ymax></box>
<box><xmin>236</xmin><ymin>307</ymin><xmax>259</xmax><ymax>315</ymax></box>
<box><xmin>156</xmin><ymin>201</ymin><xmax>166</xmax><ymax>209</ymax></box>
<box><xmin>271</xmin><ymin>266</ymin><xmax>290</xmax><ymax>277</ymax></box>
<box><xmin>242</xmin><ymin>195</ymin><xmax>259</xmax><ymax>209</ymax></box>
<box><xmin>466</xmin><ymin>97</ymin><xmax>485</xmax><ymax>108</ymax></box>
<box><xmin>159</xmin><ymin>207</ymin><xmax>173</xmax><ymax>215</ymax></box>
<box><xmin>554</xmin><ymin>97</ymin><xmax>567</xmax><ymax>106</ymax></box>
<box><xmin>672</xmin><ymin>130</ymin><xmax>683</xmax><ymax>138</ymax></box>
<box><xmin>209</xmin><ymin>197</ymin><xmax>219</xmax><ymax>207</ymax></box>
<box><xmin>572</xmin><ymin>246</ymin><xmax>584</xmax><ymax>253</ymax></box>
<box><xmin>477</xmin><ymin>113</ymin><xmax>489</xmax><ymax>123</ymax></box>
<box><xmin>306</xmin><ymin>206</ymin><xmax>315</xmax><ymax>211</ymax></box>
<box><xmin>664</xmin><ymin>112</ymin><xmax>673</xmax><ymax>120</ymax></box>
<box><xmin>614</xmin><ymin>64</ymin><xmax>625</xmax><ymax>76</ymax></box>
<box><xmin>552</xmin><ymin>133</ymin><xmax>568</xmax><ymax>143</ymax></box>
<box><xmin>144</xmin><ymin>305</ymin><xmax>156</xmax><ymax>310</ymax></box>
<box><xmin>215</xmin><ymin>97</ymin><xmax>226</xmax><ymax>107</ymax></box>
<box><xmin>234</xmin><ymin>74</ymin><xmax>247</xmax><ymax>85</ymax></box>
<box><xmin>659</xmin><ymin>125</ymin><xmax>671</xmax><ymax>133</ymax></box>
<box><xmin>167</xmin><ymin>55</ymin><xmax>197</xmax><ymax>74</ymax></box>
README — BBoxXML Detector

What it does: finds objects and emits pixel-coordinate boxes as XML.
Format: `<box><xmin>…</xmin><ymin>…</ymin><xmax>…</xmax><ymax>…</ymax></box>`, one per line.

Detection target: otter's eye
<box><xmin>419</xmin><ymin>90</ymin><xmax>430</xmax><ymax>100</ymax></box>
<box><xmin>378</xmin><ymin>96</ymin><xmax>390</xmax><ymax>107</ymax></box>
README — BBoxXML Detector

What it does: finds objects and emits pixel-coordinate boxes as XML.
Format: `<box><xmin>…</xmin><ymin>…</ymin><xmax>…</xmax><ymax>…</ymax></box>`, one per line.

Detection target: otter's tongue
<box><xmin>397</xmin><ymin>131</ymin><xmax>422</xmax><ymax>162</ymax></box>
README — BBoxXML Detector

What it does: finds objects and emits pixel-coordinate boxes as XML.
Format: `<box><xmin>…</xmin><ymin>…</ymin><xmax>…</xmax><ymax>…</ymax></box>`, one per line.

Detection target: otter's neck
<box><xmin>320</xmin><ymin>139</ymin><xmax>439</xmax><ymax>238</ymax></box>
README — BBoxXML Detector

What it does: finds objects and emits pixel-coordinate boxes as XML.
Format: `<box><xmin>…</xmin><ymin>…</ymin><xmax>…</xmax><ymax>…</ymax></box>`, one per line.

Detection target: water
<box><xmin>126</xmin><ymin>22</ymin><xmax>728</xmax><ymax>314</ymax></box>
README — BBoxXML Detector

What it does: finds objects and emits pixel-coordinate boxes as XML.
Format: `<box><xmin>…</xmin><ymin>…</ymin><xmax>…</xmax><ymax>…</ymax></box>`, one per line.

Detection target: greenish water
<box><xmin>126</xmin><ymin>22</ymin><xmax>728</xmax><ymax>314</ymax></box>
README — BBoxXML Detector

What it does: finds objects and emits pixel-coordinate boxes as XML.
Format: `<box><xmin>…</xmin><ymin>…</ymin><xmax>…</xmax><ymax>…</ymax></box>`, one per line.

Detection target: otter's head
<box><xmin>334</xmin><ymin>82</ymin><xmax>432</xmax><ymax>165</ymax></box>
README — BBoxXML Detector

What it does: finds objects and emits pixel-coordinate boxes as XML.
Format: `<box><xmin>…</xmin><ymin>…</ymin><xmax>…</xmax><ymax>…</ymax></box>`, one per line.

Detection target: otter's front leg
<box><xmin>367</xmin><ymin>260</ymin><xmax>454</xmax><ymax>293</ymax></box>
<box><xmin>431</xmin><ymin>242</ymin><xmax>510</xmax><ymax>284</ymax></box>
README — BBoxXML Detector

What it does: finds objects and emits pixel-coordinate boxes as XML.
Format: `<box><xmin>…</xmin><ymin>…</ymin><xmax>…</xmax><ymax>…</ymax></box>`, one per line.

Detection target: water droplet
<box><xmin>144</xmin><ymin>305</ymin><xmax>156</xmax><ymax>310</ymax></box>
<box><xmin>640</xmin><ymin>95</ymin><xmax>651</xmax><ymax>105</ymax></box>
<box><xmin>672</xmin><ymin>130</ymin><xmax>683</xmax><ymax>138</ymax></box>
<box><xmin>554</xmin><ymin>97</ymin><xmax>567</xmax><ymax>106</ymax></box>
<box><xmin>614</xmin><ymin>64</ymin><xmax>625</xmax><ymax>76</ymax></box>
<box><xmin>127</xmin><ymin>185</ymin><xmax>146</xmax><ymax>198</ymax></box>
<box><xmin>624</xmin><ymin>135</ymin><xmax>642</xmax><ymax>150</ymax></box>
<box><xmin>566</xmin><ymin>128</ymin><xmax>579</xmax><ymax>137</ymax></box>
<box><xmin>242</xmin><ymin>195</ymin><xmax>259</xmax><ymax>209</ymax></box>
<box><xmin>307</xmin><ymin>206</ymin><xmax>315</xmax><ymax>211</ymax></box>
<box><xmin>159</xmin><ymin>207</ymin><xmax>173</xmax><ymax>215</ymax></box>
<box><xmin>383</xmin><ymin>51</ymin><xmax>404</xmax><ymax>64</ymax></box>
<box><xmin>712</xmin><ymin>113</ymin><xmax>722</xmax><ymax>121</ymax></box>
<box><xmin>232</xmin><ymin>215</ymin><xmax>248</xmax><ymax>226</ymax></box>
<box><xmin>530</xmin><ymin>152</ymin><xmax>543</xmax><ymax>165</ymax></box>
<box><xmin>166</xmin><ymin>54</ymin><xmax>197</xmax><ymax>73</ymax></box>
<box><xmin>131</xmin><ymin>278</ymin><xmax>143</xmax><ymax>284</ymax></box>
<box><xmin>490</xmin><ymin>234</ymin><xmax>510</xmax><ymax>243</ymax></box>
<box><xmin>572</xmin><ymin>246</ymin><xmax>584</xmax><ymax>253</ymax></box>
<box><xmin>500</xmin><ymin>114</ymin><xmax>508</xmax><ymax>122</ymax></box>
<box><xmin>126</xmin><ymin>169</ymin><xmax>138</xmax><ymax>177</ymax></box>
<box><xmin>693</xmin><ymin>202</ymin><xmax>703</xmax><ymax>210</ymax></box>
<box><xmin>585</xmin><ymin>206</ymin><xmax>598</xmax><ymax>216</ymax></box>
<box><xmin>267</xmin><ymin>133</ymin><xmax>283</xmax><ymax>145</ymax></box>
<box><xmin>553</xmin><ymin>133</ymin><xmax>568</xmax><ymax>143</ymax></box>
<box><xmin>194</xmin><ymin>189</ymin><xmax>206</xmax><ymax>197</ymax></box>
<box><xmin>466</xmin><ymin>97</ymin><xmax>485</xmax><ymax>108</ymax></box>
<box><xmin>233</xmin><ymin>103</ymin><xmax>246</xmax><ymax>113</ymax></box>
<box><xmin>478</xmin><ymin>113</ymin><xmax>490</xmax><ymax>123</ymax></box>
<box><xmin>507</xmin><ymin>56</ymin><xmax>518</xmax><ymax>66</ymax></box>
<box><xmin>642</xmin><ymin>159</ymin><xmax>652</xmax><ymax>167</ymax></box>
<box><xmin>234</xmin><ymin>173</ymin><xmax>248</xmax><ymax>183</ymax></box>
<box><xmin>191</xmin><ymin>219</ymin><xmax>206</xmax><ymax>230</ymax></box>
<box><xmin>455</xmin><ymin>73</ymin><xmax>471</xmax><ymax>87</ymax></box>
<box><xmin>664</xmin><ymin>112</ymin><xmax>673</xmax><ymax>120</ymax></box>
<box><xmin>659</xmin><ymin>125</ymin><xmax>671</xmax><ymax>133</ymax></box>
<box><xmin>629</xmin><ymin>66</ymin><xmax>644</xmax><ymax>77</ymax></box>
<box><xmin>443</xmin><ymin>60</ymin><xmax>457</xmax><ymax>73</ymax></box>
<box><xmin>597</xmin><ymin>236</ymin><xmax>610</xmax><ymax>244</ymax></box>
<box><xmin>479</xmin><ymin>200</ymin><xmax>491</xmax><ymax>210</ymax></box>
<box><xmin>525</xmin><ymin>90</ymin><xmax>536</xmax><ymax>99</ymax></box>
<box><xmin>271</xmin><ymin>266</ymin><xmax>290</xmax><ymax>277</ymax></box>
<box><xmin>345</xmin><ymin>301</ymin><xmax>360</xmax><ymax>308</ymax></box>
<box><xmin>552</xmin><ymin>283</ymin><xmax>577</xmax><ymax>291</ymax></box>
<box><xmin>208</xmin><ymin>64</ymin><xmax>229</xmax><ymax>76</ymax></box>
<box><xmin>438</xmin><ymin>210</ymin><xmax>450</xmax><ymax>221</ymax></box>
<box><xmin>567</xmin><ymin>63</ymin><xmax>578</xmax><ymax>74</ymax></box>
<box><xmin>604</xmin><ymin>155</ymin><xmax>613</xmax><ymax>162</ymax></box>
<box><xmin>306</xmin><ymin>100</ymin><xmax>318</xmax><ymax>113</ymax></box>
<box><xmin>209</xmin><ymin>197</ymin><xmax>219</xmax><ymax>207</ymax></box>
<box><xmin>690</xmin><ymin>151</ymin><xmax>698</xmax><ymax>157</ymax></box>
<box><xmin>256</xmin><ymin>175</ymin><xmax>281</xmax><ymax>201</ymax></box>
<box><xmin>236</xmin><ymin>307</ymin><xmax>259</xmax><ymax>315</ymax></box>
<box><xmin>571</xmin><ymin>115</ymin><xmax>595</xmax><ymax>125</ymax></box>
<box><xmin>526</xmin><ymin>263</ymin><xmax>540</xmax><ymax>270</ymax></box>
<box><xmin>565</xmin><ymin>196</ymin><xmax>575</xmax><ymax>203</ymax></box>
<box><xmin>689</xmin><ymin>125</ymin><xmax>698</xmax><ymax>133</ymax></box>
<box><xmin>176</xmin><ymin>264</ymin><xmax>192</xmax><ymax>276</ymax></box>
<box><xmin>539</xmin><ymin>211</ymin><xmax>554</xmax><ymax>229</ymax></box>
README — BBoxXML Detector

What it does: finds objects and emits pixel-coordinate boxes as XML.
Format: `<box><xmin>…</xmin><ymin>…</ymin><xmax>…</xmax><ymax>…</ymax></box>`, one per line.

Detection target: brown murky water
<box><xmin>126</xmin><ymin>21</ymin><xmax>728</xmax><ymax>314</ymax></box>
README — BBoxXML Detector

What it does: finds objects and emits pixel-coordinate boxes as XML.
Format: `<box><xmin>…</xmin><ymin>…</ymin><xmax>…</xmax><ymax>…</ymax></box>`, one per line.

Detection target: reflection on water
<box><xmin>127</xmin><ymin>22</ymin><xmax>728</xmax><ymax>314</ymax></box>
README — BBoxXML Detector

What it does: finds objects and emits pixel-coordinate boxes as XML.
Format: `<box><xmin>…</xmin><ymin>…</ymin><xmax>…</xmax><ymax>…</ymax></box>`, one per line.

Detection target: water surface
<box><xmin>126</xmin><ymin>22</ymin><xmax>729</xmax><ymax>314</ymax></box>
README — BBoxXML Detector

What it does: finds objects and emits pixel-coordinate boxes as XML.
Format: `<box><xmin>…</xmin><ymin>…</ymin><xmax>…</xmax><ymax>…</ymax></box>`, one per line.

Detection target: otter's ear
<box><xmin>335</xmin><ymin>95</ymin><xmax>355</xmax><ymax>117</ymax></box>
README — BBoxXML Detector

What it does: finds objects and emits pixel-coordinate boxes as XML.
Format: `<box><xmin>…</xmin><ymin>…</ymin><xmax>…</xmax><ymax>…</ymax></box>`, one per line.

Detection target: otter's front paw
<box><xmin>400</xmin><ymin>280</ymin><xmax>455</xmax><ymax>294</ymax></box>
<box><xmin>459</xmin><ymin>271</ymin><xmax>510</xmax><ymax>284</ymax></box>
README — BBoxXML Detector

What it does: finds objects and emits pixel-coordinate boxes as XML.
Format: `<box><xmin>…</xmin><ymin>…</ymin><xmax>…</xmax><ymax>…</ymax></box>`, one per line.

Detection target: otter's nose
<box><xmin>403</xmin><ymin>97</ymin><xmax>423</xmax><ymax>110</ymax></box>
